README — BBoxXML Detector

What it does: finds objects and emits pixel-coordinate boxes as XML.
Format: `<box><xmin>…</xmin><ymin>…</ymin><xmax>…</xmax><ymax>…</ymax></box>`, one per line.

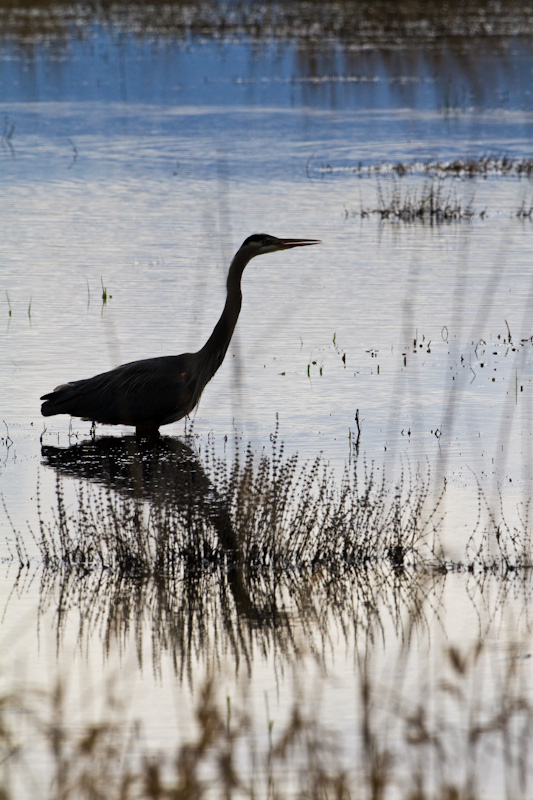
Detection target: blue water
<box><xmin>1</xmin><ymin>29</ymin><xmax>532</xmax><ymax>179</ymax></box>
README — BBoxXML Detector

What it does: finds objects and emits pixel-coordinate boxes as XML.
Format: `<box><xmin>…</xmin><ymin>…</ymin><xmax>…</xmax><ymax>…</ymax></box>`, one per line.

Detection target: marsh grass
<box><xmin>465</xmin><ymin>487</ymin><xmax>533</xmax><ymax>574</ymax></box>
<box><xmin>332</xmin><ymin>155</ymin><xmax>533</xmax><ymax>180</ymax></box>
<box><xmin>356</xmin><ymin>180</ymin><xmax>478</xmax><ymax>223</ymax></box>
<box><xmin>2</xmin><ymin>0</ymin><xmax>533</xmax><ymax>43</ymax></box>
<box><xmin>5</xmin><ymin>434</ymin><xmax>533</xmax><ymax>796</ymax></box>
<box><xmin>12</xmin><ymin>429</ymin><xmax>533</xmax><ymax>635</ymax></box>
<box><xmin>6</xmin><ymin>429</ymin><xmax>533</xmax><ymax>682</ymax></box>
<box><xmin>1</xmin><ymin>635</ymin><xmax>532</xmax><ymax>799</ymax></box>
<box><xmin>516</xmin><ymin>197</ymin><xmax>533</xmax><ymax>219</ymax></box>
<box><xmin>100</xmin><ymin>277</ymin><xmax>111</xmax><ymax>305</ymax></box>
<box><xmin>9</xmin><ymin>432</ymin><xmax>443</xmax><ymax>676</ymax></box>
<box><xmin>29</xmin><ymin>431</ymin><xmax>441</xmax><ymax>579</ymax></box>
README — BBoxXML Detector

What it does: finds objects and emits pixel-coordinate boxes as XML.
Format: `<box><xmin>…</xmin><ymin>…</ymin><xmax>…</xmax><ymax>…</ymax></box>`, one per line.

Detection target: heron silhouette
<box><xmin>41</xmin><ymin>233</ymin><xmax>320</xmax><ymax>437</ymax></box>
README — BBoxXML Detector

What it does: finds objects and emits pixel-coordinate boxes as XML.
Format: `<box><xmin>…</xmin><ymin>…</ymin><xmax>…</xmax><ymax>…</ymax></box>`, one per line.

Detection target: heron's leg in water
<box><xmin>135</xmin><ymin>423</ymin><xmax>160</xmax><ymax>440</ymax></box>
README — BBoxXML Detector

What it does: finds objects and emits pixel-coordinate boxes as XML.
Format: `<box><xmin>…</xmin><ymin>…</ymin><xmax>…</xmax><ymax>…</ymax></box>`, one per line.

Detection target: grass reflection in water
<box><xmin>3</xmin><ymin>429</ymin><xmax>533</xmax><ymax>797</ymax></box>
<box><xmin>27</xmin><ymin>428</ymin><xmax>439</xmax><ymax>676</ymax></box>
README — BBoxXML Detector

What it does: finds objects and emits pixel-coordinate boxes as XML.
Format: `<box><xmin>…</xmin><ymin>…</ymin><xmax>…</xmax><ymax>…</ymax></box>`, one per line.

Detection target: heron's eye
<box><xmin>242</xmin><ymin>233</ymin><xmax>270</xmax><ymax>247</ymax></box>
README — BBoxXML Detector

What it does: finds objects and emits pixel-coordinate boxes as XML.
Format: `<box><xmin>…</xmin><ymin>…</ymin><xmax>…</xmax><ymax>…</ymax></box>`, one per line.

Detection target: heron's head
<box><xmin>240</xmin><ymin>233</ymin><xmax>321</xmax><ymax>257</ymax></box>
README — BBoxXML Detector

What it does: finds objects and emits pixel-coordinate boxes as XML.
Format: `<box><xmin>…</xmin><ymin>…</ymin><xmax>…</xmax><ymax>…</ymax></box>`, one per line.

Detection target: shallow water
<box><xmin>1</xmin><ymin>5</ymin><xmax>533</xmax><ymax>796</ymax></box>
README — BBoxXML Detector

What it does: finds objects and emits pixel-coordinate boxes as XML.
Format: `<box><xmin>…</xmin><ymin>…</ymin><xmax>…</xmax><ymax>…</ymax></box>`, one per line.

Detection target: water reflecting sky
<box><xmin>1</xmin><ymin>9</ymin><xmax>533</xmax><ymax>794</ymax></box>
<box><xmin>1</xmin><ymin>15</ymin><xmax>533</xmax><ymax>523</ymax></box>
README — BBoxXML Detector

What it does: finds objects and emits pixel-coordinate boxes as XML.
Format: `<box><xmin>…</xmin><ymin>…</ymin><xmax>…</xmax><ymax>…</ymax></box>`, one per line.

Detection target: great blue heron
<box><xmin>41</xmin><ymin>233</ymin><xmax>320</xmax><ymax>437</ymax></box>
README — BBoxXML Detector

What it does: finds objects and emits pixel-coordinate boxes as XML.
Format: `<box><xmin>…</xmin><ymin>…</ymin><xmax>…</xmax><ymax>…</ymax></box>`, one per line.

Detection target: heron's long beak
<box><xmin>277</xmin><ymin>238</ymin><xmax>321</xmax><ymax>249</ymax></box>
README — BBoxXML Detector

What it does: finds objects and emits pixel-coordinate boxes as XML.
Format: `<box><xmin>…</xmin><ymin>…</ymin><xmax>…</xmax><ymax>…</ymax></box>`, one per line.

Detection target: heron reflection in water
<box><xmin>41</xmin><ymin>233</ymin><xmax>320</xmax><ymax>436</ymax></box>
<box><xmin>40</xmin><ymin>435</ymin><xmax>284</xmax><ymax>623</ymax></box>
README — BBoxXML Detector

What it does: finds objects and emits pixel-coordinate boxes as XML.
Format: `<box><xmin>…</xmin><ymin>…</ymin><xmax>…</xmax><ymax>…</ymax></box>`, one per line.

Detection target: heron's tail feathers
<box><xmin>40</xmin><ymin>384</ymin><xmax>79</xmax><ymax>417</ymax></box>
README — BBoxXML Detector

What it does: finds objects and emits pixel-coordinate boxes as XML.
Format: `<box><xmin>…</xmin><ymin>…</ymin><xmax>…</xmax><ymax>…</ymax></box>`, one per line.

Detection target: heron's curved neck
<box><xmin>197</xmin><ymin>248</ymin><xmax>251</xmax><ymax>376</ymax></box>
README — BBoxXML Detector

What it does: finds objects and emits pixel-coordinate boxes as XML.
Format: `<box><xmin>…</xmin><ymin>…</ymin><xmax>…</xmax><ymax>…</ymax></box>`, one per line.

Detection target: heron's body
<box><xmin>43</xmin><ymin>354</ymin><xmax>199</xmax><ymax>433</ymax></box>
<box><xmin>40</xmin><ymin>233</ymin><xmax>319</xmax><ymax>437</ymax></box>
